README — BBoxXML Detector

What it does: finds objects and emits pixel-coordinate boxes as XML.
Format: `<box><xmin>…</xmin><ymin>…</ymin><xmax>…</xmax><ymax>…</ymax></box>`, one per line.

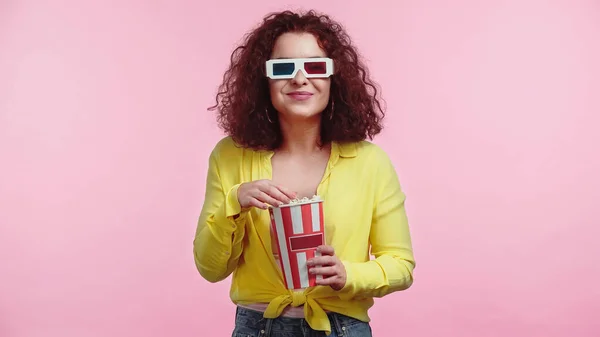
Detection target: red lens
<box><xmin>303</xmin><ymin>61</ymin><xmax>327</xmax><ymax>74</ymax></box>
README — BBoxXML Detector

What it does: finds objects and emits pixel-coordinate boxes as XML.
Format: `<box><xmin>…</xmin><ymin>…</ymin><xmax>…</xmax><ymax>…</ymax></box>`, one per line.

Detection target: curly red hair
<box><xmin>209</xmin><ymin>10</ymin><xmax>385</xmax><ymax>150</ymax></box>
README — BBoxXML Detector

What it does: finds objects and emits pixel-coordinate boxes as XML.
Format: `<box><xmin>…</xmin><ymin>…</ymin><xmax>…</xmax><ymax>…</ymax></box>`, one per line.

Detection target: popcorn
<box><xmin>268</xmin><ymin>195</ymin><xmax>322</xmax><ymax>208</ymax></box>
<box><xmin>286</xmin><ymin>195</ymin><xmax>322</xmax><ymax>205</ymax></box>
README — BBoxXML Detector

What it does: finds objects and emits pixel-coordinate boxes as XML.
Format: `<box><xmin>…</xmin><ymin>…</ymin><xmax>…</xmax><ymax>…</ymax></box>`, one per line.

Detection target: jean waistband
<box><xmin>235</xmin><ymin>305</ymin><xmax>367</xmax><ymax>336</ymax></box>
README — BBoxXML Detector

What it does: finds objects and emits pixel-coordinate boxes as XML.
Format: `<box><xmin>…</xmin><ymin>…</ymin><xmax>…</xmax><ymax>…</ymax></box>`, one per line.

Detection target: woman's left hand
<box><xmin>307</xmin><ymin>245</ymin><xmax>347</xmax><ymax>291</ymax></box>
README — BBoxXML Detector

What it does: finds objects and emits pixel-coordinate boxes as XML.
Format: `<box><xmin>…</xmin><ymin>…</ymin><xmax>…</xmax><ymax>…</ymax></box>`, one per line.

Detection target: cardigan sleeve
<box><xmin>338</xmin><ymin>147</ymin><xmax>416</xmax><ymax>299</ymax></box>
<box><xmin>193</xmin><ymin>145</ymin><xmax>249</xmax><ymax>283</ymax></box>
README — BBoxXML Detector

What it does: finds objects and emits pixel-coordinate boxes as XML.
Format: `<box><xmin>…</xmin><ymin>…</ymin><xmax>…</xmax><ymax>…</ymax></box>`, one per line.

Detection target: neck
<box><xmin>278</xmin><ymin>117</ymin><xmax>324</xmax><ymax>154</ymax></box>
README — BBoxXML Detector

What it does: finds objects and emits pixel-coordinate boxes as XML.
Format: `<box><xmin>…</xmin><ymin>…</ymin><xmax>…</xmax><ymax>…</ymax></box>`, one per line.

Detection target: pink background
<box><xmin>1</xmin><ymin>1</ymin><xmax>599</xmax><ymax>336</ymax></box>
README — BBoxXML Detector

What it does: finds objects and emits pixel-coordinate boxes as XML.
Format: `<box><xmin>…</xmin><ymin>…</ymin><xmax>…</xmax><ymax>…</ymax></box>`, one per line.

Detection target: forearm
<box><xmin>339</xmin><ymin>253</ymin><xmax>415</xmax><ymax>300</ymax></box>
<box><xmin>194</xmin><ymin>184</ymin><xmax>247</xmax><ymax>283</ymax></box>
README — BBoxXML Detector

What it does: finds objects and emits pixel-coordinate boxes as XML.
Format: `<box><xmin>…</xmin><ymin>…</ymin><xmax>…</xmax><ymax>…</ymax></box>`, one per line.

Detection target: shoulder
<box><xmin>353</xmin><ymin>140</ymin><xmax>394</xmax><ymax>164</ymax></box>
<box><xmin>353</xmin><ymin>141</ymin><xmax>403</xmax><ymax>194</ymax></box>
<box><xmin>211</xmin><ymin>136</ymin><xmax>240</xmax><ymax>153</ymax></box>
<box><xmin>210</xmin><ymin>136</ymin><xmax>243</xmax><ymax>158</ymax></box>
<box><xmin>335</xmin><ymin>140</ymin><xmax>395</xmax><ymax>169</ymax></box>
<box><xmin>349</xmin><ymin>141</ymin><xmax>400</xmax><ymax>181</ymax></box>
<box><xmin>208</xmin><ymin>136</ymin><xmax>263</xmax><ymax>172</ymax></box>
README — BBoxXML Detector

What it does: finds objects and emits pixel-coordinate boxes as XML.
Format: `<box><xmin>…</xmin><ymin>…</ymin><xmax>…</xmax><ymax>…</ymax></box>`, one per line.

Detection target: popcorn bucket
<box><xmin>269</xmin><ymin>197</ymin><xmax>325</xmax><ymax>290</ymax></box>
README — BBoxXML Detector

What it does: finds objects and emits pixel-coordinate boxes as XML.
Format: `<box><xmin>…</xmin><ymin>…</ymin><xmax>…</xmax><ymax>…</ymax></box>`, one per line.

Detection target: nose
<box><xmin>291</xmin><ymin>69</ymin><xmax>308</xmax><ymax>86</ymax></box>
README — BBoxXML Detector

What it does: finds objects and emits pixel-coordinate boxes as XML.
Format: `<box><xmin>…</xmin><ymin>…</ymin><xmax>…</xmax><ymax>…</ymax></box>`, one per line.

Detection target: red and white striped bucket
<box><xmin>269</xmin><ymin>199</ymin><xmax>325</xmax><ymax>290</ymax></box>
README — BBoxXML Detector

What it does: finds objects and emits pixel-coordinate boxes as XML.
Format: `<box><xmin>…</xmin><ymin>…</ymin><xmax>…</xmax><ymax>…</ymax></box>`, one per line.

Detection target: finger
<box><xmin>264</xmin><ymin>185</ymin><xmax>292</xmax><ymax>204</ymax></box>
<box><xmin>256</xmin><ymin>191</ymin><xmax>283</xmax><ymax>208</ymax></box>
<box><xmin>307</xmin><ymin>255</ymin><xmax>336</xmax><ymax>267</ymax></box>
<box><xmin>315</xmin><ymin>276</ymin><xmax>340</xmax><ymax>286</ymax></box>
<box><xmin>273</xmin><ymin>184</ymin><xmax>297</xmax><ymax>200</ymax></box>
<box><xmin>248</xmin><ymin>198</ymin><xmax>268</xmax><ymax>210</ymax></box>
<box><xmin>309</xmin><ymin>266</ymin><xmax>338</xmax><ymax>276</ymax></box>
<box><xmin>316</xmin><ymin>245</ymin><xmax>335</xmax><ymax>256</ymax></box>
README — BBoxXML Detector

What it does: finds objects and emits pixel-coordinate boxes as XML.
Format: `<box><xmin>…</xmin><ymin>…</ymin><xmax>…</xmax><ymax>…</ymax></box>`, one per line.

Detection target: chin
<box><xmin>281</xmin><ymin>108</ymin><xmax>323</xmax><ymax>121</ymax></box>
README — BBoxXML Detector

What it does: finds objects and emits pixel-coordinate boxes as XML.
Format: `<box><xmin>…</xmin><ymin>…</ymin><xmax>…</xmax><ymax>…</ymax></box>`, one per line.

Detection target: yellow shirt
<box><xmin>193</xmin><ymin>136</ymin><xmax>416</xmax><ymax>335</ymax></box>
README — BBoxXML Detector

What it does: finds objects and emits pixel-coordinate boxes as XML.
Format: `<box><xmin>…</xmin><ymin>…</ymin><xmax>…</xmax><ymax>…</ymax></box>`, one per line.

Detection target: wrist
<box><xmin>225</xmin><ymin>184</ymin><xmax>244</xmax><ymax>218</ymax></box>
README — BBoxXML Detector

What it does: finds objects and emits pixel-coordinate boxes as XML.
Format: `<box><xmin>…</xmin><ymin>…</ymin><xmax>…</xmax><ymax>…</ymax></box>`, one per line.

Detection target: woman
<box><xmin>194</xmin><ymin>10</ymin><xmax>416</xmax><ymax>337</ymax></box>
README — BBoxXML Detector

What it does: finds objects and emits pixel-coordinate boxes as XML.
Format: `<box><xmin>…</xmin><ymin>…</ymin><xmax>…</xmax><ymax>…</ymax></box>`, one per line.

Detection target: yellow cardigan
<box><xmin>193</xmin><ymin>136</ymin><xmax>415</xmax><ymax>335</ymax></box>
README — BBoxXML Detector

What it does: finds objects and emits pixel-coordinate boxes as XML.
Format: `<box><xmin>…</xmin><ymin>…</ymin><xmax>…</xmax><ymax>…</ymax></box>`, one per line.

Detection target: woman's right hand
<box><xmin>237</xmin><ymin>180</ymin><xmax>297</xmax><ymax>210</ymax></box>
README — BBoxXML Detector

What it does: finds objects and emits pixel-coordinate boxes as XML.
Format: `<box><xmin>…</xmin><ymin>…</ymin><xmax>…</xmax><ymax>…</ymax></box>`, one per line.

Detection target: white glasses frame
<box><xmin>265</xmin><ymin>57</ymin><xmax>334</xmax><ymax>79</ymax></box>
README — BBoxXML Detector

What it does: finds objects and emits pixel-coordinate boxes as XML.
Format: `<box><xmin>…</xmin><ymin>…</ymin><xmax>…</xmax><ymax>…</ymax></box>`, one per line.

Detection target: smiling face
<box><xmin>268</xmin><ymin>32</ymin><xmax>331</xmax><ymax>124</ymax></box>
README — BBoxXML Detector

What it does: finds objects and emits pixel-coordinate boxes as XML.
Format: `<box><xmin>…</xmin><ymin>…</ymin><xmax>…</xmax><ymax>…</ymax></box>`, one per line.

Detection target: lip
<box><xmin>287</xmin><ymin>91</ymin><xmax>313</xmax><ymax>101</ymax></box>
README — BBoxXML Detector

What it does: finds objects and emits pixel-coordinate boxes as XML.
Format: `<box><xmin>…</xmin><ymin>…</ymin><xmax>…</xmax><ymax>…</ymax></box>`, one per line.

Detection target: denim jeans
<box><xmin>232</xmin><ymin>306</ymin><xmax>373</xmax><ymax>337</ymax></box>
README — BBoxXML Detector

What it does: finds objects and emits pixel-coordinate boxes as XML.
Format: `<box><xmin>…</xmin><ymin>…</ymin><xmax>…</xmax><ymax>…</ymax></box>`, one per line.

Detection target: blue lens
<box><xmin>272</xmin><ymin>63</ymin><xmax>295</xmax><ymax>76</ymax></box>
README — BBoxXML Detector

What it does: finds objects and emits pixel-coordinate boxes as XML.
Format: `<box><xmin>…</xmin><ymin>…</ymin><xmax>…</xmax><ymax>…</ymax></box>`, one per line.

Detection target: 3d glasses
<box><xmin>265</xmin><ymin>57</ymin><xmax>334</xmax><ymax>79</ymax></box>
